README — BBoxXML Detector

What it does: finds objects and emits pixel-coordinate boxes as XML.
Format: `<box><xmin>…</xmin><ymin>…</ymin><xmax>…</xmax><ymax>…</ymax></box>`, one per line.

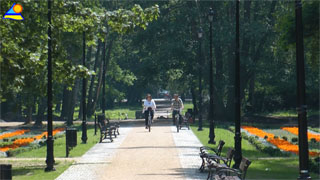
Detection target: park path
<box><xmin>100</xmin><ymin>120</ymin><xmax>183</xmax><ymax>180</ymax></box>
<box><xmin>57</xmin><ymin>99</ymin><xmax>206</xmax><ymax>180</ymax></box>
<box><xmin>57</xmin><ymin>119</ymin><xmax>206</xmax><ymax>180</ymax></box>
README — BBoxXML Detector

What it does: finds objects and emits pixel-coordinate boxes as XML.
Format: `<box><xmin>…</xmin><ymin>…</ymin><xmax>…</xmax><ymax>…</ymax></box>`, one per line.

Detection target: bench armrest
<box><xmin>200</xmin><ymin>146</ymin><xmax>217</xmax><ymax>154</ymax></box>
<box><xmin>216</xmin><ymin>167</ymin><xmax>241</xmax><ymax>176</ymax></box>
<box><xmin>207</xmin><ymin>155</ymin><xmax>229</xmax><ymax>164</ymax></box>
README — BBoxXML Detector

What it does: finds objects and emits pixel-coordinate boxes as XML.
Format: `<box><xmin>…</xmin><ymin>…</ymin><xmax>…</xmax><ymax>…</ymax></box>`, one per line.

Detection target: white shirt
<box><xmin>143</xmin><ymin>99</ymin><xmax>156</xmax><ymax>113</ymax></box>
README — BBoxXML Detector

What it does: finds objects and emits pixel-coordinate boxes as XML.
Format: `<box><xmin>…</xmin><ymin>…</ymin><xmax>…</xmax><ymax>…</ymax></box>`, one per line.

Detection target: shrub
<box><xmin>291</xmin><ymin>137</ymin><xmax>298</xmax><ymax>143</ymax></box>
<box><xmin>282</xmin><ymin>136</ymin><xmax>288</xmax><ymax>141</ymax></box>
<box><xmin>263</xmin><ymin>146</ymin><xmax>283</xmax><ymax>156</ymax></box>
<box><xmin>311</xmin><ymin>138</ymin><xmax>317</xmax><ymax>143</ymax></box>
<box><xmin>264</xmin><ymin>135</ymin><xmax>268</xmax><ymax>139</ymax></box>
<box><xmin>274</xmin><ymin>136</ymin><xmax>279</xmax><ymax>139</ymax></box>
<box><xmin>309</xmin><ymin>158</ymin><xmax>320</xmax><ymax>174</ymax></box>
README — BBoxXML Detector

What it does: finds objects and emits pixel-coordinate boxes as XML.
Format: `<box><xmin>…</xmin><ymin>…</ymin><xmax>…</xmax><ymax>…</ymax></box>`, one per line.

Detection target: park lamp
<box><xmin>208</xmin><ymin>8</ymin><xmax>214</xmax><ymax>22</ymax></box>
<box><xmin>198</xmin><ymin>27</ymin><xmax>203</xmax><ymax>39</ymax></box>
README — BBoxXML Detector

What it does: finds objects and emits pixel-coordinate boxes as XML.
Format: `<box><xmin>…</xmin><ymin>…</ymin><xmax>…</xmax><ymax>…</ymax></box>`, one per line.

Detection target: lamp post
<box><xmin>208</xmin><ymin>8</ymin><xmax>216</xmax><ymax>144</ymax></box>
<box><xmin>295</xmin><ymin>1</ymin><xmax>311</xmax><ymax>179</ymax></box>
<box><xmin>81</xmin><ymin>31</ymin><xmax>88</xmax><ymax>144</ymax></box>
<box><xmin>197</xmin><ymin>27</ymin><xmax>203</xmax><ymax>131</ymax></box>
<box><xmin>45</xmin><ymin>0</ymin><xmax>55</xmax><ymax>171</ymax></box>
<box><xmin>233</xmin><ymin>0</ymin><xmax>242</xmax><ymax>169</ymax></box>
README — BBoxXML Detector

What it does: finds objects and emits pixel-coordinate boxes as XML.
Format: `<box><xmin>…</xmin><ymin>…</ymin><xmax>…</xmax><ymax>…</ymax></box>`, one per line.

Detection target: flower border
<box><xmin>281</xmin><ymin>127</ymin><xmax>320</xmax><ymax>142</ymax></box>
<box><xmin>242</xmin><ymin>126</ymin><xmax>320</xmax><ymax>157</ymax></box>
<box><xmin>0</xmin><ymin>128</ymin><xmax>64</xmax><ymax>152</ymax></box>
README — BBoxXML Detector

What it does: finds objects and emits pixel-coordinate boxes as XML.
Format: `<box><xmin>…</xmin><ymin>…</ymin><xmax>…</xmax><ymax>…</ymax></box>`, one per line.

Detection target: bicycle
<box><xmin>175</xmin><ymin>113</ymin><xmax>180</xmax><ymax>132</ymax></box>
<box><xmin>173</xmin><ymin>110</ymin><xmax>181</xmax><ymax>133</ymax></box>
<box><xmin>146</xmin><ymin>107</ymin><xmax>153</xmax><ymax>132</ymax></box>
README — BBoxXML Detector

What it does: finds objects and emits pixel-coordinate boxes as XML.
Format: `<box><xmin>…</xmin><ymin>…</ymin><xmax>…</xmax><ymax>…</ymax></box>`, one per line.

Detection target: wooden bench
<box><xmin>97</xmin><ymin>115</ymin><xmax>115</xmax><ymax>143</ymax></box>
<box><xmin>199</xmin><ymin>140</ymin><xmax>225</xmax><ymax>172</ymax></box>
<box><xmin>106</xmin><ymin>118</ymin><xmax>120</xmax><ymax>137</ymax></box>
<box><xmin>206</xmin><ymin>148</ymin><xmax>235</xmax><ymax>180</ymax></box>
<box><xmin>214</xmin><ymin>157</ymin><xmax>251</xmax><ymax>180</ymax></box>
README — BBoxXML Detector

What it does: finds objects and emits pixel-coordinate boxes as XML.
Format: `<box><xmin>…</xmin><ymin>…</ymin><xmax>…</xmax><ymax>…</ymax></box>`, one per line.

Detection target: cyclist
<box><xmin>142</xmin><ymin>94</ymin><xmax>156</xmax><ymax>129</ymax></box>
<box><xmin>171</xmin><ymin>94</ymin><xmax>184</xmax><ymax>125</ymax></box>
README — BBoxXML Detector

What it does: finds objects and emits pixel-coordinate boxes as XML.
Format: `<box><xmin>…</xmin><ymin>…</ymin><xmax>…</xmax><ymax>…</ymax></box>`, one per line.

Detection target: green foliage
<box><xmin>309</xmin><ymin>158</ymin><xmax>320</xmax><ymax>174</ymax></box>
<box><xmin>282</xmin><ymin>136</ymin><xmax>288</xmax><ymax>141</ymax></box>
<box><xmin>291</xmin><ymin>137</ymin><xmax>298</xmax><ymax>143</ymax></box>
<box><xmin>1</xmin><ymin>0</ymin><xmax>319</xmax><ymax>122</ymax></box>
<box><xmin>0</xmin><ymin>0</ymin><xmax>160</xmax><ymax>120</ymax></box>
<box><xmin>108</xmin><ymin>4</ymin><xmax>160</xmax><ymax>33</ymax></box>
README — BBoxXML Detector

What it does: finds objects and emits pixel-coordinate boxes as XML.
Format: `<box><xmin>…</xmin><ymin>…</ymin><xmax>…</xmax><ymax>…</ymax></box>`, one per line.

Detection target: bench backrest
<box><xmin>239</xmin><ymin>157</ymin><xmax>251</xmax><ymax>179</ymax></box>
<box><xmin>216</xmin><ymin>140</ymin><xmax>225</xmax><ymax>156</ymax></box>
<box><xmin>225</xmin><ymin>148</ymin><xmax>235</xmax><ymax>167</ymax></box>
<box><xmin>97</xmin><ymin>114</ymin><xmax>106</xmax><ymax>128</ymax></box>
<box><xmin>106</xmin><ymin>118</ymin><xmax>110</xmax><ymax>124</ymax></box>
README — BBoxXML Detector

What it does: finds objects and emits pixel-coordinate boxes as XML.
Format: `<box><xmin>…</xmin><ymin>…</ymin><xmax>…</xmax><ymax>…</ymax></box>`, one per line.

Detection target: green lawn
<box><xmin>310</xmin><ymin>128</ymin><xmax>320</xmax><ymax>133</ymax></box>
<box><xmin>4</xmin><ymin>160</ymin><xmax>72</xmax><ymax>180</ymax></box>
<box><xmin>191</xmin><ymin>125</ymin><xmax>320</xmax><ymax>179</ymax></box>
<box><xmin>98</xmin><ymin>105</ymin><xmax>141</xmax><ymax>120</ymax></box>
<box><xmin>247</xmin><ymin>158</ymin><xmax>319</xmax><ymax>179</ymax></box>
<box><xmin>257</xmin><ymin>109</ymin><xmax>319</xmax><ymax>118</ymax></box>
<box><xmin>182</xmin><ymin>102</ymin><xmax>193</xmax><ymax>115</ymax></box>
<box><xmin>16</xmin><ymin>126</ymin><xmax>99</xmax><ymax>158</ymax></box>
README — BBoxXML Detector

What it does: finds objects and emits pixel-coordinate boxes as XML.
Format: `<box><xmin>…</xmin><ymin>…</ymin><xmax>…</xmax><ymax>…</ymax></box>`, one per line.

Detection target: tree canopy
<box><xmin>0</xmin><ymin>0</ymin><xmax>318</xmax><ymax>123</ymax></box>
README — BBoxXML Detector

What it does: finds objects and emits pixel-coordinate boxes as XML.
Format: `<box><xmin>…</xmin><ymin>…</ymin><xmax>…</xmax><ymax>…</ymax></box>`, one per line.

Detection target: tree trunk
<box><xmin>78</xmin><ymin>80</ymin><xmax>83</xmax><ymax>120</ymax></box>
<box><xmin>68</xmin><ymin>79</ymin><xmax>80</xmax><ymax>125</ymax></box>
<box><xmin>239</xmin><ymin>0</ymin><xmax>252</xmax><ymax>104</ymax></box>
<box><xmin>213</xmin><ymin>14</ymin><xmax>226</xmax><ymax>121</ymax></box>
<box><xmin>60</xmin><ymin>86</ymin><xmax>70</xmax><ymax>120</ymax></box>
<box><xmin>225</xmin><ymin>1</ymin><xmax>236</xmax><ymax>121</ymax></box>
<box><xmin>92</xmin><ymin>38</ymin><xmax>114</xmax><ymax>114</ymax></box>
<box><xmin>35</xmin><ymin>97</ymin><xmax>46</xmax><ymax>126</ymax></box>
<box><xmin>25</xmin><ymin>105</ymin><xmax>33</xmax><ymax>124</ymax></box>
<box><xmin>248</xmin><ymin>74</ymin><xmax>255</xmax><ymax>108</ymax></box>
<box><xmin>55</xmin><ymin>100</ymin><xmax>61</xmax><ymax>113</ymax></box>
<box><xmin>86</xmin><ymin>46</ymin><xmax>93</xmax><ymax>70</ymax></box>
<box><xmin>247</xmin><ymin>1</ymin><xmax>277</xmax><ymax>109</ymax></box>
<box><xmin>87</xmin><ymin>41</ymin><xmax>101</xmax><ymax>117</ymax></box>
<box><xmin>190</xmin><ymin>83</ymin><xmax>198</xmax><ymax>121</ymax></box>
<box><xmin>92</xmin><ymin>54</ymin><xmax>104</xmax><ymax>114</ymax></box>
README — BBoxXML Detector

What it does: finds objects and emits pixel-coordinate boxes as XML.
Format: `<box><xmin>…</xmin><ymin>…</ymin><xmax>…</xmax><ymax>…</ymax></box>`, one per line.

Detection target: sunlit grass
<box><xmin>0</xmin><ymin>160</ymin><xmax>72</xmax><ymax>180</ymax></box>
<box><xmin>258</xmin><ymin>109</ymin><xmax>319</xmax><ymax>118</ymax></box>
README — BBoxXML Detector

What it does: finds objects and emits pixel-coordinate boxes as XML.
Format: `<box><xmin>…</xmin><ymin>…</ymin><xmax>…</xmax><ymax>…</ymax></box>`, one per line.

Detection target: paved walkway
<box><xmin>56</xmin><ymin>119</ymin><xmax>206</xmax><ymax>180</ymax></box>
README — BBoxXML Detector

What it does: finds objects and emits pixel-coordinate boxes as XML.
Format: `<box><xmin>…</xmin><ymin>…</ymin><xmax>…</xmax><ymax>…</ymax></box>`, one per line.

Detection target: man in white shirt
<box><xmin>142</xmin><ymin>94</ymin><xmax>156</xmax><ymax>129</ymax></box>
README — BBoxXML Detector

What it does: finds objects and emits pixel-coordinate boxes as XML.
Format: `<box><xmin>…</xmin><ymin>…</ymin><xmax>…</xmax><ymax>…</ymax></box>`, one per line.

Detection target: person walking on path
<box><xmin>171</xmin><ymin>94</ymin><xmax>184</xmax><ymax>125</ymax></box>
<box><xmin>142</xmin><ymin>94</ymin><xmax>156</xmax><ymax>129</ymax></box>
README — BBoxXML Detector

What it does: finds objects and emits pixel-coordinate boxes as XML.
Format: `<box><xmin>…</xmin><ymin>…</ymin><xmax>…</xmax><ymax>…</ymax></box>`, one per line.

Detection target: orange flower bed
<box><xmin>242</xmin><ymin>126</ymin><xmax>320</xmax><ymax>157</ymax></box>
<box><xmin>281</xmin><ymin>127</ymin><xmax>320</xmax><ymax>142</ymax></box>
<box><xmin>0</xmin><ymin>129</ymin><xmax>30</xmax><ymax>140</ymax></box>
<box><xmin>0</xmin><ymin>128</ymin><xmax>64</xmax><ymax>152</ymax></box>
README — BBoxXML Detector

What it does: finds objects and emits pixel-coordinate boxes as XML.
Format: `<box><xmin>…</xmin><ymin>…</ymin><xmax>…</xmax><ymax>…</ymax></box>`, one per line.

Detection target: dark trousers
<box><xmin>144</xmin><ymin>110</ymin><xmax>154</xmax><ymax>126</ymax></box>
<box><xmin>172</xmin><ymin>110</ymin><xmax>182</xmax><ymax>125</ymax></box>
